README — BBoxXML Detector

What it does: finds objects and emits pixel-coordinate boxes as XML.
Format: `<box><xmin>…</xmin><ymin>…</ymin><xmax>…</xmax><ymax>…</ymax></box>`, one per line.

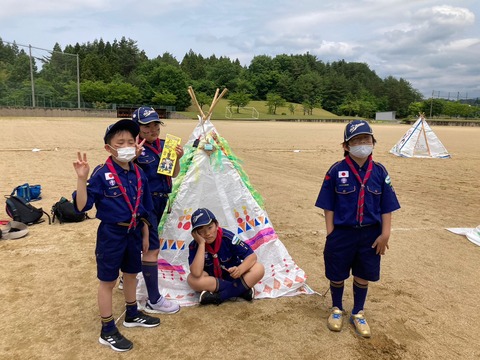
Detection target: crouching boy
<box><xmin>187</xmin><ymin>208</ymin><xmax>265</xmax><ymax>305</ymax></box>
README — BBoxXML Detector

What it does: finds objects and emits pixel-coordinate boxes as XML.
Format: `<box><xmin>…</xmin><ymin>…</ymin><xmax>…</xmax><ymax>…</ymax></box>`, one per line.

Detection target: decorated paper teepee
<box><xmin>389</xmin><ymin>113</ymin><xmax>450</xmax><ymax>158</ymax></box>
<box><xmin>137</xmin><ymin>87</ymin><xmax>312</xmax><ymax>306</ymax></box>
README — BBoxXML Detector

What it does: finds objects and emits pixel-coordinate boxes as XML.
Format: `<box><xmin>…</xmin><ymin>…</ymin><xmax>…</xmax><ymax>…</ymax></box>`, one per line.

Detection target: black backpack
<box><xmin>5</xmin><ymin>195</ymin><xmax>51</xmax><ymax>225</ymax></box>
<box><xmin>51</xmin><ymin>197</ymin><xmax>88</xmax><ymax>223</ymax></box>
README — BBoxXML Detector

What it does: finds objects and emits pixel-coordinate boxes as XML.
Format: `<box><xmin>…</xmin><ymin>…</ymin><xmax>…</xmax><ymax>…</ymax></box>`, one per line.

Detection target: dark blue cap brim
<box><xmin>104</xmin><ymin>119</ymin><xmax>139</xmax><ymax>143</ymax></box>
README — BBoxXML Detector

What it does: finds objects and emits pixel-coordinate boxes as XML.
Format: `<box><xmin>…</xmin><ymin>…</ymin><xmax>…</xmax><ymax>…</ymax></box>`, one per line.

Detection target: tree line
<box><xmin>0</xmin><ymin>37</ymin><xmax>478</xmax><ymax>118</ymax></box>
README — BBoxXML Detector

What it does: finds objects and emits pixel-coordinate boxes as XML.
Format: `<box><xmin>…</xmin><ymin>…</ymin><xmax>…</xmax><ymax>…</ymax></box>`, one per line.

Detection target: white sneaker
<box><xmin>118</xmin><ymin>276</ymin><xmax>124</xmax><ymax>290</ymax></box>
<box><xmin>144</xmin><ymin>296</ymin><xmax>180</xmax><ymax>314</ymax></box>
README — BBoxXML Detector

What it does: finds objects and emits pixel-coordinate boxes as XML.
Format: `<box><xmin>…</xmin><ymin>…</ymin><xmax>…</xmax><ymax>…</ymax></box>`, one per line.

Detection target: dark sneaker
<box><xmin>123</xmin><ymin>311</ymin><xmax>160</xmax><ymax>328</ymax></box>
<box><xmin>240</xmin><ymin>288</ymin><xmax>254</xmax><ymax>301</ymax></box>
<box><xmin>99</xmin><ymin>329</ymin><xmax>133</xmax><ymax>352</ymax></box>
<box><xmin>199</xmin><ymin>290</ymin><xmax>222</xmax><ymax>305</ymax></box>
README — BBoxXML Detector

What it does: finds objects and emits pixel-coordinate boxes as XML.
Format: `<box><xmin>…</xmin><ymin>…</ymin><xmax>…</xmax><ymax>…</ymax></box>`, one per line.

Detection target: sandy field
<box><xmin>0</xmin><ymin>117</ymin><xmax>479</xmax><ymax>360</ymax></box>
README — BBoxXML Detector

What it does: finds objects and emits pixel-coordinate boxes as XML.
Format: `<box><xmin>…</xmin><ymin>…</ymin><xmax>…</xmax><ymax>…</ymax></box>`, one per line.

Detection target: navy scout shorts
<box><xmin>95</xmin><ymin>222</ymin><xmax>144</xmax><ymax>282</ymax></box>
<box><xmin>323</xmin><ymin>224</ymin><xmax>382</xmax><ymax>282</ymax></box>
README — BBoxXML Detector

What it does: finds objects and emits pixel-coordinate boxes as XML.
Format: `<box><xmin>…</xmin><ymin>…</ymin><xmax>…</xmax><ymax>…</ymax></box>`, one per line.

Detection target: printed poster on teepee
<box><xmin>157</xmin><ymin>134</ymin><xmax>181</xmax><ymax>176</ymax></box>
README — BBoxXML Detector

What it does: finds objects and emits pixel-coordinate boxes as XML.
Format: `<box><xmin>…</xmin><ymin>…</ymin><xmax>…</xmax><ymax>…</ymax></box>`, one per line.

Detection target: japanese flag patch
<box><xmin>338</xmin><ymin>171</ymin><xmax>349</xmax><ymax>178</ymax></box>
<box><xmin>105</xmin><ymin>172</ymin><xmax>116</xmax><ymax>185</ymax></box>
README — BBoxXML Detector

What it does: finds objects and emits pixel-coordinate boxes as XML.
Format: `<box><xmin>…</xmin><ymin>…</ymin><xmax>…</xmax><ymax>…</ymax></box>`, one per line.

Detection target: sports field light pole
<box><xmin>29</xmin><ymin>45</ymin><xmax>35</xmax><ymax>107</ymax></box>
<box><xmin>77</xmin><ymin>54</ymin><xmax>80</xmax><ymax>108</ymax></box>
<box><xmin>1</xmin><ymin>40</ymin><xmax>81</xmax><ymax>109</ymax></box>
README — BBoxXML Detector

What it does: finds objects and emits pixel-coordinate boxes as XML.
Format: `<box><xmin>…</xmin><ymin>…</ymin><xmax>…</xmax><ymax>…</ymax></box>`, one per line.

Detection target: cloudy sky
<box><xmin>1</xmin><ymin>0</ymin><xmax>479</xmax><ymax>99</ymax></box>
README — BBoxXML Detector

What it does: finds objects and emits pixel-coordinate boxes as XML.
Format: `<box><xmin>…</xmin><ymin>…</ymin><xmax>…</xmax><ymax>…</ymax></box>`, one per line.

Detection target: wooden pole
<box><xmin>206</xmin><ymin>88</ymin><xmax>228</xmax><ymax>119</ymax></box>
<box><xmin>187</xmin><ymin>86</ymin><xmax>205</xmax><ymax>119</ymax></box>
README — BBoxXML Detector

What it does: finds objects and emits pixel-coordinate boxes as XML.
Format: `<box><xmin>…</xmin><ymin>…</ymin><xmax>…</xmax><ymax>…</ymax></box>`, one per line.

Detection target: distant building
<box><xmin>375</xmin><ymin>111</ymin><xmax>396</xmax><ymax>121</ymax></box>
<box><xmin>116</xmin><ymin>106</ymin><xmax>175</xmax><ymax>119</ymax></box>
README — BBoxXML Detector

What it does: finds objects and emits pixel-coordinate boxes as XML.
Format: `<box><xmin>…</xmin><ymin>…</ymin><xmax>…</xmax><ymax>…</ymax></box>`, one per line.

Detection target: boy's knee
<box><xmin>256</xmin><ymin>263</ymin><xmax>265</xmax><ymax>278</ymax></box>
<box><xmin>186</xmin><ymin>273</ymin><xmax>198</xmax><ymax>288</ymax></box>
<box><xmin>246</xmin><ymin>263</ymin><xmax>265</xmax><ymax>283</ymax></box>
<box><xmin>142</xmin><ymin>248</ymin><xmax>159</xmax><ymax>260</ymax></box>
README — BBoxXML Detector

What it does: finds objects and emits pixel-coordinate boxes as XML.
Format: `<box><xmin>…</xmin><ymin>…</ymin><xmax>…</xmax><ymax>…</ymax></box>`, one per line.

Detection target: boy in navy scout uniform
<box><xmin>315</xmin><ymin>120</ymin><xmax>400</xmax><ymax>338</ymax></box>
<box><xmin>131</xmin><ymin>106</ymin><xmax>183</xmax><ymax>314</ymax></box>
<box><xmin>73</xmin><ymin>119</ymin><xmax>160</xmax><ymax>352</ymax></box>
<box><xmin>187</xmin><ymin>208</ymin><xmax>265</xmax><ymax>305</ymax></box>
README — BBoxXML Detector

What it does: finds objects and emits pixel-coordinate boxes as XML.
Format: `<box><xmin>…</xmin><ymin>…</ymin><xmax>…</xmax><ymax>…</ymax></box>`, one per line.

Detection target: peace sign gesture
<box><xmin>73</xmin><ymin>152</ymin><xmax>90</xmax><ymax>180</ymax></box>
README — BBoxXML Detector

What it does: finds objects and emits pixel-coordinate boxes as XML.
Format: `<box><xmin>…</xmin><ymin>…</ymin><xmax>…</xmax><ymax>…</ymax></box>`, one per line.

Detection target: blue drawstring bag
<box><xmin>11</xmin><ymin>183</ymin><xmax>42</xmax><ymax>202</ymax></box>
<box><xmin>29</xmin><ymin>185</ymin><xmax>42</xmax><ymax>201</ymax></box>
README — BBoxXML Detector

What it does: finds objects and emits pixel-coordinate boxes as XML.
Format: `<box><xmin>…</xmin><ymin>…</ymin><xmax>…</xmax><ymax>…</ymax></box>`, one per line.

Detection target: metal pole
<box><xmin>429</xmin><ymin>90</ymin><xmax>434</xmax><ymax>118</ymax></box>
<box><xmin>29</xmin><ymin>45</ymin><xmax>35</xmax><ymax>107</ymax></box>
<box><xmin>76</xmin><ymin>54</ymin><xmax>81</xmax><ymax>108</ymax></box>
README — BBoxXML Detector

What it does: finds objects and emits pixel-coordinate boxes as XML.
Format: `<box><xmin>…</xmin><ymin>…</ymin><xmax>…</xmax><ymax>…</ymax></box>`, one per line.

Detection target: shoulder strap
<box><xmin>10</xmin><ymin>186</ymin><xmax>19</xmax><ymax>196</ymax></box>
<box><xmin>43</xmin><ymin>210</ymin><xmax>51</xmax><ymax>225</ymax></box>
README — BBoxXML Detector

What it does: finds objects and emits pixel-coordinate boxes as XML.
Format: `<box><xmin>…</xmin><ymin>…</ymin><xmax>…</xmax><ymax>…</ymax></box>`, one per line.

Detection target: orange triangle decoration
<box><xmin>167</xmin><ymin>240</ymin><xmax>175</xmax><ymax>249</ymax></box>
<box><xmin>239</xmin><ymin>222</ymin><xmax>246</xmax><ymax>231</ymax></box>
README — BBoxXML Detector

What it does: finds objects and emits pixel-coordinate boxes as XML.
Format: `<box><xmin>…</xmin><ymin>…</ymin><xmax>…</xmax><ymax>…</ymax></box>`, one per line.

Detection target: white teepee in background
<box><xmin>136</xmin><ymin>87</ymin><xmax>312</xmax><ymax>306</ymax></box>
<box><xmin>390</xmin><ymin>113</ymin><xmax>450</xmax><ymax>158</ymax></box>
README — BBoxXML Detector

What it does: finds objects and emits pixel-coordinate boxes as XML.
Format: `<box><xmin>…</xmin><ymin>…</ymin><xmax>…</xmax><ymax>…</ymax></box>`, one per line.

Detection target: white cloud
<box><xmin>1</xmin><ymin>0</ymin><xmax>479</xmax><ymax>98</ymax></box>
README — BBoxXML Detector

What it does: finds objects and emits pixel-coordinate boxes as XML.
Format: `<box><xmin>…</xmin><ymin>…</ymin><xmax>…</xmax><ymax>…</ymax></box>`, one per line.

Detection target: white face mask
<box><xmin>110</xmin><ymin>146</ymin><xmax>136</xmax><ymax>163</ymax></box>
<box><xmin>349</xmin><ymin>145</ymin><xmax>373</xmax><ymax>158</ymax></box>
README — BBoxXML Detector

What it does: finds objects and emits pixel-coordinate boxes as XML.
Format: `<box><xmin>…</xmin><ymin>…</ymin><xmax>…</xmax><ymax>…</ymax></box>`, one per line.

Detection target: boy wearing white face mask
<box><xmin>73</xmin><ymin>119</ymin><xmax>160</xmax><ymax>352</ymax></box>
<box><xmin>315</xmin><ymin>120</ymin><xmax>400</xmax><ymax>338</ymax></box>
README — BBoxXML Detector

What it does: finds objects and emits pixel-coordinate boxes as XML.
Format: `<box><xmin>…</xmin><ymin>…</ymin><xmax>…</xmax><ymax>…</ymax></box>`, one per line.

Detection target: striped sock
<box><xmin>330</xmin><ymin>281</ymin><xmax>345</xmax><ymax>310</ymax></box>
<box><xmin>125</xmin><ymin>300</ymin><xmax>138</xmax><ymax>318</ymax></box>
<box><xmin>101</xmin><ymin>315</ymin><xmax>116</xmax><ymax>333</ymax></box>
<box><xmin>352</xmin><ymin>280</ymin><xmax>368</xmax><ymax>314</ymax></box>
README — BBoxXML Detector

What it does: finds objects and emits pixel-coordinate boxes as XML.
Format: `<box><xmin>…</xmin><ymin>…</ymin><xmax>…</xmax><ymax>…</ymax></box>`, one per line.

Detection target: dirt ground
<box><xmin>0</xmin><ymin>117</ymin><xmax>479</xmax><ymax>360</ymax></box>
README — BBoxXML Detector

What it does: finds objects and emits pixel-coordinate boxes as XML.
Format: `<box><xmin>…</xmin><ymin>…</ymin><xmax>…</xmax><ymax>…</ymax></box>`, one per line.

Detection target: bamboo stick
<box><xmin>206</xmin><ymin>88</ymin><xmax>228</xmax><ymax>119</ymax></box>
<box><xmin>187</xmin><ymin>86</ymin><xmax>205</xmax><ymax>119</ymax></box>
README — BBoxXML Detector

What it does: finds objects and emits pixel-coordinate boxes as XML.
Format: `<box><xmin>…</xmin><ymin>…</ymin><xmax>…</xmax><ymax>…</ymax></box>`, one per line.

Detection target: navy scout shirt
<box><xmin>315</xmin><ymin>157</ymin><xmax>400</xmax><ymax>226</ymax></box>
<box><xmin>135</xmin><ymin>139</ymin><xmax>172</xmax><ymax>194</ymax></box>
<box><xmin>188</xmin><ymin>228</ymin><xmax>253</xmax><ymax>278</ymax></box>
<box><xmin>73</xmin><ymin>158</ymin><xmax>153</xmax><ymax>224</ymax></box>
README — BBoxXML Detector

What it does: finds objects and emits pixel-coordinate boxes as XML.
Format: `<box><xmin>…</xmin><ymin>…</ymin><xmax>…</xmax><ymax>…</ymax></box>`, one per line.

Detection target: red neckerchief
<box><xmin>105</xmin><ymin>157</ymin><xmax>142</xmax><ymax>231</ymax></box>
<box><xmin>345</xmin><ymin>155</ymin><xmax>373</xmax><ymax>225</ymax></box>
<box><xmin>205</xmin><ymin>227</ymin><xmax>223</xmax><ymax>278</ymax></box>
<box><xmin>141</xmin><ymin>138</ymin><xmax>162</xmax><ymax>155</ymax></box>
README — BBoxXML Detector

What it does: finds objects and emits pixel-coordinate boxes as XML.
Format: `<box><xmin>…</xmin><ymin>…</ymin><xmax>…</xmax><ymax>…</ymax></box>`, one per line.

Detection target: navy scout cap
<box><xmin>104</xmin><ymin>119</ymin><xmax>139</xmax><ymax>144</ymax></box>
<box><xmin>132</xmin><ymin>106</ymin><xmax>164</xmax><ymax>125</ymax></box>
<box><xmin>191</xmin><ymin>208</ymin><xmax>216</xmax><ymax>231</ymax></box>
<box><xmin>344</xmin><ymin>120</ymin><xmax>373</xmax><ymax>142</ymax></box>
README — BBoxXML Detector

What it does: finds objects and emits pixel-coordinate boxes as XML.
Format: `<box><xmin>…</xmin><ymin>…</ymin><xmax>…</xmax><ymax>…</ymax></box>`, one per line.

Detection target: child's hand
<box><xmin>73</xmin><ymin>152</ymin><xmax>90</xmax><ymax>180</ymax></box>
<box><xmin>372</xmin><ymin>234</ymin><xmax>389</xmax><ymax>255</ymax></box>
<box><xmin>192</xmin><ymin>230</ymin><xmax>206</xmax><ymax>245</ymax></box>
<box><xmin>227</xmin><ymin>266</ymin><xmax>243</xmax><ymax>279</ymax></box>
<box><xmin>175</xmin><ymin>145</ymin><xmax>184</xmax><ymax>159</ymax></box>
<box><xmin>135</xmin><ymin>138</ymin><xmax>146</xmax><ymax>158</ymax></box>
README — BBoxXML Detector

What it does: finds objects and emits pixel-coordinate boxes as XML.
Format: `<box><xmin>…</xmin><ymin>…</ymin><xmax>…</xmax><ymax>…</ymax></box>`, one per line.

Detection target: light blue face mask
<box><xmin>349</xmin><ymin>145</ymin><xmax>373</xmax><ymax>158</ymax></box>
